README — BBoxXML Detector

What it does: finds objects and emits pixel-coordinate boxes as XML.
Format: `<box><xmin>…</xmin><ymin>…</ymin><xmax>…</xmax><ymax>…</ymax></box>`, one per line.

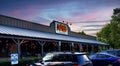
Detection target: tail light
<box><xmin>117</xmin><ymin>58</ymin><xmax>120</xmax><ymax>62</ymax></box>
<box><xmin>73</xmin><ymin>64</ymin><xmax>81</xmax><ymax>66</ymax></box>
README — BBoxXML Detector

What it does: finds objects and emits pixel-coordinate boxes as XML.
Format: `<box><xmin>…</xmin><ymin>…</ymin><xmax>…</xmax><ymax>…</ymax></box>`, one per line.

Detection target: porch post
<box><xmin>91</xmin><ymin>45</ymin><xmax>94</xmax><ymax>53</ymax></box>
<box><xmin>38</xmin><ymin>41</ymin><xmax>46</xmax><ymax>57</ymax></box>
<box><xmin>86</xmin><ymin>44</ymin><xmax>88</xmax><ymax>53</ymax></box>
<box><xmin>79</xmin><ymin>43</ymin><xmax>82</xmax><ymax>52</ymax></box>
<box><xmin>12</xmin><ymin>39</ymin><xmax>24</xmax><ymax>60</ymax></box>
<box><xmin>58</xmin><ymin>41</ymin><xmax>61</xmax><ymax>51</ymax></box>
<box><xmin>71</xmin><ymin>42</ymin><xmax>74</xmax><ymax>52</ymax></box>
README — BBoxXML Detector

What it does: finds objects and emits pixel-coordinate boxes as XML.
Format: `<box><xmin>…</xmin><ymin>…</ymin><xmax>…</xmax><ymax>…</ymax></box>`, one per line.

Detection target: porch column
<box><xmin>58</xmin><ymin>41</ymin><xmax>61</xmax><ymax>51</ymax></box>
<box><xmin>71</xmin><ymin>42</ymin><xmax>74</xmax><ymax>52</ymax></box>
<box><xmin>79</xmin><ymin>43</ymin><xmax>83</xmax><ymax>52</ymax></box>
<box><xmin>86</xmin><ymin>44</ymin><xmax>88</xmax><ymax>53</ymax></box>
<box><xmin>38</xmin><ymin>41</ymin><xmax>46</xmax><ymax>57</ymax></box>
<box><xmin>12</xmin><ymin>39</ymin><xmax>24</xmax><ymax>60</ymax></box>
<box><xmin>99</xmin><ymin>45</ymin><xmax>102</xmax><ymax>52</ymax></box>
<box><xmin>91</xmin><ymin>45</ymin><xmax>94</xmax><ymax>53</ymax></box>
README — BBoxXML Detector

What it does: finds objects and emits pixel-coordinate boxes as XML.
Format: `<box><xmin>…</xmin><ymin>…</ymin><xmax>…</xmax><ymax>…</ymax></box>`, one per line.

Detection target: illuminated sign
<box><xmin>55</xmin><ymin>22</ymin><xmax>68</xmax><ymax>35</ymax></box>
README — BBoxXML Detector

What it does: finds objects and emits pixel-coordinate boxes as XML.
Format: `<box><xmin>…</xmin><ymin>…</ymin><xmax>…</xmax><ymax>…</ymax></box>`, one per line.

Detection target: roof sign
<box><xmin>55</xmin><ymin>22</ymin><xmax>68</xmax><ymax>35</ymax></box>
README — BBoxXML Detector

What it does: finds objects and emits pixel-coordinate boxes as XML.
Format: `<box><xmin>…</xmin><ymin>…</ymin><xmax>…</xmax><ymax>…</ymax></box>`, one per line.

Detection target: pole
<box><xmin>58</xmin><ymin>41</ymin><xmax>61</xmax><ymax>51</ymax></box>
<box><xmin>12</xmin><ymin>39</ymin><xmax>24</xmax><ymax>60</ymax></box>
<box><xmin>38</xmin><ymin>41</ymin><xmax>46</xmax><ymax>57</ymax></box>
<box><xmin>71</xmin><ymin>42</ymin><xmax>74</xmax><ymax>52</ymax></box>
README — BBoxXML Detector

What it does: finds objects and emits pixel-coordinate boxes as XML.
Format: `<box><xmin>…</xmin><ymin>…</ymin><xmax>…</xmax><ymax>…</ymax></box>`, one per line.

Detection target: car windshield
<box><xmin>43</xmin><ymin>54</ymin><xmax>54</xmax><ymax>62</ymax></box>
<box><xmin>43</xmin><ymin>54</ymin><xmax>73</xmax><ymax>62</ymax></box>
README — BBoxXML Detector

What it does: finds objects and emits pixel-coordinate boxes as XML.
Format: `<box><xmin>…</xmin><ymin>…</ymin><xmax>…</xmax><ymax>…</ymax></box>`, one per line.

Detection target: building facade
<box><xmin>0</xmin><ymin>15</ymin><xmax>108</xmax><ymax>60</ymax></box>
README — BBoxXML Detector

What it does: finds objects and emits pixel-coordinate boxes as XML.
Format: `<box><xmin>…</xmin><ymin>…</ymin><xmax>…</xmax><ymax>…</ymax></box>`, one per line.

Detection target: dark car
<box><xmin>30</xmin><ymin>52</ymin><xmax>93</xmax><ymax>66</ymax></box>
<box><xmin>89</xmin><ymin>53</ymin><xmax>120</xmax><ymax>66</ymax></box>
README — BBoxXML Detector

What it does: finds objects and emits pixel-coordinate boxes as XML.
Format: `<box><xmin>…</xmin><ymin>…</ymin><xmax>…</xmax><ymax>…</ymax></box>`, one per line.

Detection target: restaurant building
<box><xmin>0</xmin><ymin>15</ymin><xmax>108</xmax><ymax>60</ymax></box>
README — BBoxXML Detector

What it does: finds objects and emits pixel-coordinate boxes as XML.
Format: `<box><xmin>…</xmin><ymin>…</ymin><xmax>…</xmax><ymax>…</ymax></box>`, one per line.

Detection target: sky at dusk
<box><xmin>0</xmin><ymin>0</ymin><xmax>120</xmax><ymax>36</ymax></box>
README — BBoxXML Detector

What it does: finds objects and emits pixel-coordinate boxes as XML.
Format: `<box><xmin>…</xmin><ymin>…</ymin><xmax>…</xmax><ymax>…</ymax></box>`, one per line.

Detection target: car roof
<box><xmin>94</xmin><ymin>53</ymin><xmax>117</xmax><ymax>57</ymax></box>
<box><xmin>46</xmin><ymin>52</ymin><xmax>86</xmax><ymax>55</ymax></box>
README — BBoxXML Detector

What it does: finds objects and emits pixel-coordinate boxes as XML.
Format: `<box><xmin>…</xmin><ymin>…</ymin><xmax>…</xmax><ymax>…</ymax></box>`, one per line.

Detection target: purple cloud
<box><xmin>0</xmin><ymin>0</ymin><xmax>120</xmax><ymax>36</ymax></box>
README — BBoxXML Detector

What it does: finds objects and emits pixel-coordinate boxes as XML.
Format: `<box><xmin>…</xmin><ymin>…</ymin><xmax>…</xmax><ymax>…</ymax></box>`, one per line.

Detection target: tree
<box><xmin>110</xmin><ymin>8</ymin><xmax>120</xmax><ymax>48</ymax></box>
<box><xmin>78</xmin><ymin>31</ymin><xmax>86</xmax><ymax>35</ymax></box>
<box><xmin>97</xmin><ymin>8</ymin><xmax>120</xmax><ymax>49</ymax></box>
<box><xmin>97</xmin><ymin>24</ymin><xmax>111</xmax><ymax>43</ymax></box>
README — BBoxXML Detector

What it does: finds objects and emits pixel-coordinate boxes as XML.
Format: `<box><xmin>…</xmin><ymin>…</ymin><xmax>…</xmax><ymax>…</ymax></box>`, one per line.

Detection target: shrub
<box><xmin>0</xmin><ymin>57</ymin><xmax>41</xmax><ymax>66</ymax></box>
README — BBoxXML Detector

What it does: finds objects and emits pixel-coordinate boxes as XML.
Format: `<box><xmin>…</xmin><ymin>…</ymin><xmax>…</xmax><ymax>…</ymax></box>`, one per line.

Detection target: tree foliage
<box><xmin>78</xmin><ymin>31</ymin><xmax>86</xmax><ymax>35</ymax></box>
<box><xmin>97</xmin><ymin>8</ymin><xmax>120</xmax><ymax>49</ymax></box>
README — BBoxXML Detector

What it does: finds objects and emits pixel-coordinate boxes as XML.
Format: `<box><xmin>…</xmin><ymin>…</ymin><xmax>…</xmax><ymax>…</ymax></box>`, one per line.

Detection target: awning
<box><xmin>0</xmin><ymin>25</ymin><xmax>107</xmax><ymax>45</ymax></box>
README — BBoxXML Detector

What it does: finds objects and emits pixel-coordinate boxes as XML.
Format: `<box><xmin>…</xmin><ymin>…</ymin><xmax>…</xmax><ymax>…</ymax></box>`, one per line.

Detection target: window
<box><xmin>96</xmin><ymin>54</ymin><xmax>111</xmax><ymax>58</ymax></box>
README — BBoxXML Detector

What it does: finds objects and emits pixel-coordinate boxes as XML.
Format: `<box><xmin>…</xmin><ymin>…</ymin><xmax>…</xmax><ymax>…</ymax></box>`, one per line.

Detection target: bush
<box><xmin>0</xmin><ymin>57</ymin><xmax>41</xmax><ymax>66</ymax></box>
<box><xmin>0</xmin><ymin>60</ymin><xmax>11</xmax><ymax>66</ymax></box>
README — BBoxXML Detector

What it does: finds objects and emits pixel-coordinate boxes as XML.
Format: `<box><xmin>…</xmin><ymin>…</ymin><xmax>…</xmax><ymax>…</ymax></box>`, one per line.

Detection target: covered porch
<box><xmin>0</xmin><ymin>25</ymin><xmax>109</xmax><ymax>60</ymax></box>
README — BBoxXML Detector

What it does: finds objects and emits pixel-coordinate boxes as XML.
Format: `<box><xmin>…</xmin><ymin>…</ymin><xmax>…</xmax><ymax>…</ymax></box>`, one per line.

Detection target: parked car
<box><xmin>89</xmin><ymin>53</ymin><xmax>120</xmax><ymax>66</ymax></box>
<box><xmin>30</xmin><ymin>52</ymin><xmax>93</xmax><ymax>66</ymax></box>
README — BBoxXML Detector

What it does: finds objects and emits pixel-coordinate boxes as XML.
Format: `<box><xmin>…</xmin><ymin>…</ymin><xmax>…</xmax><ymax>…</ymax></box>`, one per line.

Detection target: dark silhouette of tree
<box><xmin>78</xmin><ymin>31</ymin><xmax>86</xmax><ymax>35</ymax></box>
<box><xmin>97</xmin><ymin>8</ymin><xmax>120</xmax><ymax>49</ymax></box>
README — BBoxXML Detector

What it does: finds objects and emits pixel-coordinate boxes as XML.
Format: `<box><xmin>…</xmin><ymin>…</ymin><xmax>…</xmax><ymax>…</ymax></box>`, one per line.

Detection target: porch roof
<box><xmin>0</xmin><ymin>25</ymin><xmax>107</xmax><ymax>45</ymax></box>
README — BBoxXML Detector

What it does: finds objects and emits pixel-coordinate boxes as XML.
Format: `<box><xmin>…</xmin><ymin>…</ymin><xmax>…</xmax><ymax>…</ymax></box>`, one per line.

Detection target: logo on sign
<box><xmin>57</xmin><ymin>24</ymin><xmax>67</xmax><ymax>32</ymax></box>
<box><xmin>55</xmin><ymin>22</ymin><xmax>68</xmax><ymax>35</ymax></box>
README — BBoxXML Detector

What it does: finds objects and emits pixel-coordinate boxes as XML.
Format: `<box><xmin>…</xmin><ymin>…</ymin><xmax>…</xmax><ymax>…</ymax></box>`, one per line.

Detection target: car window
<box><xmin>96</xmin><ymin>54</ymin><xmax>111</xmax><ymax>58</ymax></box>
<box><xmin>76</xmin><ymin>55</ymin><xmax>90</xmax><ymax>64</ymax></box>
<box><xmin>42</xmin><ymin>53</ymin><xmax>90</xmax><ymax>64</ymax></box>
<box><xmin>52</xmin><ymin>54</ymin><xmax>72</xmax><ymax>61</ymax></box>
<box><xmin>89</xmin><ymin>54</ymin><xmax>97</xmax><ymax>59</ymax></box>
<box><xmin>72</xmin><ymin>55</ymin><xmax>78</xmax><ymax>62</ymax></box>
<box><xmin>96</xmin><ymin>54</ymin><xmax>104</xmax><ymax>58</ymax></box>
<box><xmin>104</xmin><ymin>55</ymin><xmax>111</xmax><ymax>58</ymax></box>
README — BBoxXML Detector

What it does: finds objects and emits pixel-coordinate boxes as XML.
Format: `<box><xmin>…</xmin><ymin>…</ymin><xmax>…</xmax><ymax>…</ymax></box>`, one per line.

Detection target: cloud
<box><xmin>83</xmin><ymin>27</ymin><xmax>102</xmax><ymax>31</ymax></box>
<box><xmin>82</xmin><ymin>24</ymin><xmax>107</xmax><ymax>27</ymax></box>
<box><xmin>84</xmin><ymin>30</ymin><xmax>100</xmax><ymax>36</ymax></box>
<box><xmin>30</xmin><ymin>16</ymin><xmax>51</xmax><ymax>25</ymax></box>
<box><xmin>0</xmin><ymin>0</ymin><xmax>120</xmax><ymax>36</ymax></box>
